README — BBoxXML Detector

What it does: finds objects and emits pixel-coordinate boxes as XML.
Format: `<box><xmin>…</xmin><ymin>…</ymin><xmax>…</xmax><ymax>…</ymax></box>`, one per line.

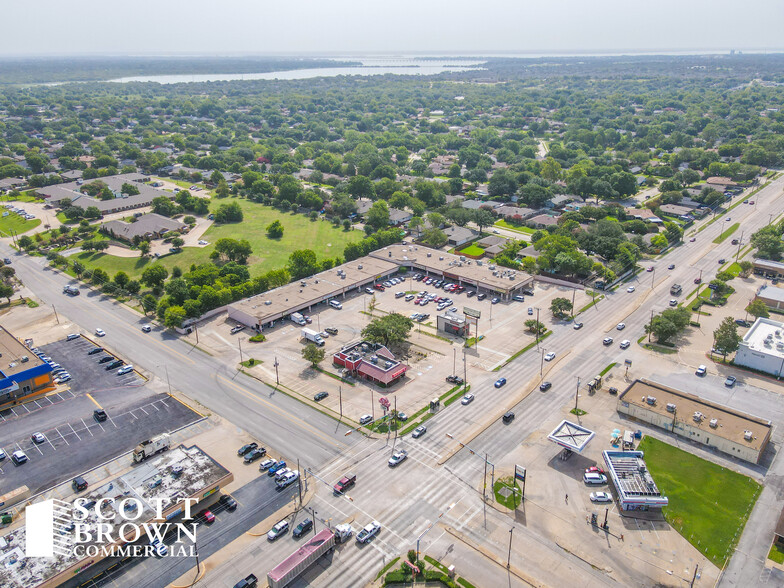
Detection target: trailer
<box><xmin>132</xmin><ymin>433</ymin><xmax>171</xmax><ymax>463</ymax></box>
<box><xmin>267</xmin><ymin>528</ymin><xmax>335</xmax><ymax>588</ymax></box>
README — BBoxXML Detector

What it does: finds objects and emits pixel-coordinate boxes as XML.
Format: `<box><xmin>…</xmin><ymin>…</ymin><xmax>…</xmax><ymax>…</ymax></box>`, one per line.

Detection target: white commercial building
<box><xmin>734</xmin><ymin>317</ymin><xmax>784</xmax><ymax>377</ymax></box>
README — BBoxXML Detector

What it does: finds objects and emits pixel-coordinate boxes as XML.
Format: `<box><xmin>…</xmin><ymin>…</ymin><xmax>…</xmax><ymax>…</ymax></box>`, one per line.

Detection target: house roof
<box><xmin>101</xmin><ymin>213</ymin><xmax>186</xmax><ymax>240</ymax></box>
<box><xmin>443</xmin><ymin>225</ymin><xmax>478</xmax><ymax>242</ymax></box>
<box><xmin>529</xmin><ymin>214</ymin><xmax>559</xmax><ymax>226</ymax></box>
<box><xmin>475</xmin><ymin>235</ymin><xmax>507</xmax><ymax>248</ymax></box>
<box><xmin>36</xmin><ymin>174</ymin><xmax>173</xmax><ymax>212</ymax></box>
<box><xmin>706</xmin><ymin>176</ymin><xmax>738</xmax><ymax>186</ymax></box>
<box><xmin>388</xmin><ymin>208</ymin><xmax>412</xmax><ymax>223</ymax></box>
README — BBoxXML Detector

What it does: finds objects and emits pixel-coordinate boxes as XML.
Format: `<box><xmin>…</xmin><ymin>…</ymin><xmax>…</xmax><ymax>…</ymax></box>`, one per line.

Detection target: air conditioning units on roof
<box><xmin>666</xmin><ymin>403</ymin><xmax>676</xmax><ymax>412</ymax></box>
<box><xmin>693</xmin><ymin>411</ymin><xmax>704</xmax><ymax>422</ymax></box>
<box><xmin>646</xmin><ymin>396</ymin><xmax>656</xmax><ymax>406</ymax></box>
<box><xmin>709</xmin><ymin>418</ymin><xmax>718</xmax><ymax>428</ymax></box>
<box><xmin>744</xmin><ymin>430</ymin><xmax>753</xmax><ymax>441</ymax></box>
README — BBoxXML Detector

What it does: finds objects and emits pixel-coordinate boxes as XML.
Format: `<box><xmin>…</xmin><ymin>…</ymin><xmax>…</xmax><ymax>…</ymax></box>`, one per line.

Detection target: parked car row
<box><xmin>30</xmin><ymin>343</ymin><xmax>72</xmax><ymax>384</ymax></box>
<box><xmin>3</xmin><ymin>203</ymin><xmax>36</xmax><ymax>221</ymax></box>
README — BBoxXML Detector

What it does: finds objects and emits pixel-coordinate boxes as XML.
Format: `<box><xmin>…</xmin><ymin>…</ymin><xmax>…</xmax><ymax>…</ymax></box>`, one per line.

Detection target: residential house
<box><xmin>624</xmin><ymin>207</ymin><xmax>661</xmax><ymax>223</ymax></box>
<box><xmin>101</xmin><ymin>213</ymin><xmax>187</xmax><ymax>242</ymax></box>
<box><xmin>388</xmin><ymin>208</ymin><xmax>413</xmax><ymax>226</ymax></box>
<box><xmin>443</xmin><ymin>226</ymin><xmax>479</xmax><ymax>247</ymax></box>
<box><xmin>706</xmin><ymin>176</ymin><xmax>738</xmax><ymax>188</ymax></box>
<box><xmin>528</xmin><ymin>214</ymin><xmax>560</xmax><ymax>229</ymax></box>
<box><xmin>659</xmin><ymin>204</ymin><xmax>694</xmax><ymax>219</ymax></box>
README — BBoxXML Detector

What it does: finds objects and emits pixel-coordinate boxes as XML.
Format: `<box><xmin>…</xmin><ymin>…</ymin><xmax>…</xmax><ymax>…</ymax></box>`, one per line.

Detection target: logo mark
<box><xmin>25</xmin><ymin>499</ymin><xmax>73</xmax><ymax>557</ymax></box>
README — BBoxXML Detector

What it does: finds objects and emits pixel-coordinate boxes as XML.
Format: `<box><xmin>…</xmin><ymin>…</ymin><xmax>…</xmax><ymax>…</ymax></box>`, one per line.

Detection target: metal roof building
<box><xmin>602</xmin><ymin>450</ymin><xmax>668</xmax><ymax>511</ymax></box>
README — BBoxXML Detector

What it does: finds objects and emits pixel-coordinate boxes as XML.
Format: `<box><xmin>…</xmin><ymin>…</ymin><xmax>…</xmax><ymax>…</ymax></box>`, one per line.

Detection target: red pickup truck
<box><xmin>333</xmin><ymin>473</ymin><xmax>356</xmax><ymax>494</ymax></box>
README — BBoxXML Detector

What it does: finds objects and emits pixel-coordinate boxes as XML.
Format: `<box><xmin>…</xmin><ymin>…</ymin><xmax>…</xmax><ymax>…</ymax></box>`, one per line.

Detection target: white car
<box><xmin>461</xmin><ymin>393</ymin><xmax>475</xmax><ymax>405</ymax></box>
<box><xmin>356</xmin><ymin>521</ymin><xmax>381</xmax><ymax>543</ymax></box>
<box><xmin>388</xmin><ymin>450</ymin><xmax>408</xmax><ymax>467</ymax></box>
<box><xmin>669</xmin><ymin>299</ymin><xmax>678</xmax><ymax>307</ymax></box>
<box><xmin>620</xmin><ymin>340</ymin><xmax>631</xmax><ymax>349</ymax></box>
<box><xmin>31</xmin><ymin>432</ymin><xmax>46</xmax><ymax>444</ymax></box>
<box><xmin>626</xmin><ymin>286</ymin><xmax>635</xmax><ymax>293</ymax></box>
<box><xmin>616</xmin><ymin>323</ymin><xmax>625</xmax><ymax>330</ymax></box>
<box><xmin>359</xmin><ymin>414</ymin><xmax>373</xmax><ymax>425</ymax></box>
<box><xmin>544</xmin><ymin>352</ymin><xmax>555</xmax><ymax>362</ymax></box>
<box><xmin>117</xmin><ymin>365</ymin><xmax>134</xmax><ymax>375</ymax></box>
<box><xmin>198</xmin><ymin>240</ymin><xmax>209</xmax><ymax>245</ymax></box>
<box><xmin>590</xmin><ymin>491</ymin><xmax>613</xmax><ymax>503</ymax></box>
<box><xmin>95</xmin><ymin>328</ymin><xmax>106</xmax><ymax>337</ymax></box>
<box><xmin>696</xmin><ymin>365</ymin><xmax>707</xmax><ymax>376</ymax></box>
<box><xmin>603</xmin><ymin>337</ymin><xmax>614</xmax><ymax>345</ymax></box>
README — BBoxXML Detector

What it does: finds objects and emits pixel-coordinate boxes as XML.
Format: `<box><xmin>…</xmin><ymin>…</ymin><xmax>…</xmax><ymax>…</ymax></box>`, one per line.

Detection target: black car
<box><xmin>93</xmin><ymin>409</ymin><xmax>108</xmax><ymax>422</ymax></box>
<box><xmin>2</xmin><ymin>258</ymin><xmax>11</xmax><ymax>265</ymax></box>
<box><xmin>522</xmin><ymin>289</ymin><xmax>534</xmax><ymax>296</ymax></box>
<box><xmin>718</xmin><ymin>258</ymin><xmax>726</xmax><ymax>264</ymax></box>
<box><xmin>106</xmin><ymin>360</ymin><xmax>124</xmax><ymax>370</ymax></box>
<box><xmin>219</xmin><ymin>494</ymin><xmax>238</xmax><ymax>511</ymax></box>
<box><xmin>98</xmin><ymin>356</ymin><xmax>115</xmax><ymax>364</ymax></box>
<box><xmin>237</xmin><ymin>443</ymin><xmax>258</xmax><ymax>456</ymax></box>
<box><xmin>465</xmin><ymin>291</ymin><xmax>476</xmax><ymax>298</ymax></box>
<box><xmin>314</xmin><ymin>392</ymin><xmax>328</xmax><ymax>402</ymax></box>
<box><xmin>539</xmin><ymin>381</ymin><xmax>552</xmax><ymax>391</ymax></box>
<box><xmin>502</xmin><ymin>411</ymin><xmax>515</xmax><ymax>423</ymax></box>
<box><xmin>292</xmin><ymin>518</ymin><xmax>313</xmax><ymax>538</ymax></box>
<box><xmin>735</xmin><ymin>319</ymin><xmax>751</xmax><ymax>327</ymax></box>
<box><xmin>244</xmin><ymin>448</ymin><xmax>267</xmax><ymax>463</ymax></box>
<box><xmin>477</xmin><ymin>293</ymin><xmax>487</xmax><ymax>301</ymax></box>
<box><xmin>88</xmin><ymin>347</ymin><xmax>103</xmax><ymax>355</ymax></box>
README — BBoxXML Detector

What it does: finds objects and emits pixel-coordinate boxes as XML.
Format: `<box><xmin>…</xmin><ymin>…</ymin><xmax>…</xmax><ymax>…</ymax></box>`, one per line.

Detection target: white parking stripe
<box><xmin>45</xmin><ymin>435</ymin><xmax>57</xmax><ymax>451</ymax></box>
<box><xmin>107</xmin><ymin>415</ymin><xmax>119</xmax><ymax>428</ymax></box>
<box><xmin>55</xmin><ymin>428</ymin><xmax>69</xmax><ymax>446</ymax></box>
<box><xmin>33</xmin><ymin>400</ymin><xmax>42</xmax><ymax>409</ymax></box>
<box><xmin>31</xmin><ymin>442</ymin><xmax>43</xmax><ymax>455</ymax></box>
<box><xmin>9</xmin><ymin>408</ymin><xmax>17</xmax><ymax>416</ymax></box>
<box><xmin>81</xmin><ymin>419</ymin><xmax>94</xmax><ymax>436</ymax></box>
<box><xmin>21</xmin><ymin>404</ymin><xmax>29</xmax><ymax>413</ymax></box>
<box><xmin>139</xmin><ymin>406</ymin><xmax>149</xmax><ymax>415</ymax></box>
<box><xmin>151</xmin><ymin>403</ymin><xmax>160</xmax><ymax>411</ymax></box>
<box><xmin>68</xmin><ymin>423</ymin><xmax>82</xmax><ymax>441</ymax></box>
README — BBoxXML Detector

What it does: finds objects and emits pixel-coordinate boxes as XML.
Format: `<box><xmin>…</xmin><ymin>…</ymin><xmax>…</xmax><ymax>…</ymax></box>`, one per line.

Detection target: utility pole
<box><xmin>394</xmin><ymin>395</ymin><xmax>397</xmax><ymax>441</ymax></box>
<box><xmin>650</xmin><ymin>268</ymin><xmax>655</xmax><ymax>290</ymax></box>
<box><xmin>165</xmin><ymin>364</ymin><xmax>172</xmax><ymax>395</ymax></box>
<box><xmin>452</xmin><ymin>347</ymin><xmax>456</xmax><ymax>376</ymax></box>
<box><xmin>689</xmin><ymin>564</ymin><xmax>699</xmax><ymax>588</ymax></box>
<box><xmin>339</xmin><ymin>386</ymin><xmax>343</xmax><ymax>419</ymax></box>
<box><xmin>507</xmin><ymin>527</ymin><xmax>514</xmax><ymax>569</ymax></box>
<box><xmin>735</xmin><ymin>230</ymin><xmax>744</xmax><ymax>262</ymax></box>
<box><xmin>483</xmin><ymin>452</ymin><xmax>488</xmax><ymax>502</ymax></box>
<box><xmin>463</xmin><ymin>350</ymin><xmax>467</xmax><ymax>390</ymax></box>
<box><xmin>540</xmin><ymin>347</ymin><xmax>545</xmax><ymax>377</ymax></box>
<box><xmin>371</xmin><ymin>389</ymin><xmax>374</xmax><ymax>421</ymax></box>
<box><xmin>194</xmin><ymin>324</ymin><xmax>199</xmax><ymax>344</ymax></box>
<box><xmin>238</xmin><ymin>337</ymin><xmax>243</xmax><ymax>364</ymax></box>
<box><xmin>574</xmin><ymin>377</ymin><xmax>580</xmax><ymax>412</ymax></box>
<box><xmin>296</xmin><ymin>458</ymin><xmax>302</xmax><ymax>505</ymax></box>
<box><xmin>571</xmin><ymin>287</ymin><xmax>576</xmax><ymax>319</ymax></box>
<box><xmin>52</xmin><ymin>304</ymin><xmax>59</xmax><ymax>325</ymax></box>
<box><xmin>535</xmin><ymin>307</ymin><xmax>540</xmax><ymax>349</ymax></box>
<box><xmin>274</xmin><ymin>357</ymin><xmax>280</xmax><ymax>385</ymax></box>
<box><xmin>648</xmin><ymin>309</ymin><xmax>654</xmax><ymax>342</ymax></box>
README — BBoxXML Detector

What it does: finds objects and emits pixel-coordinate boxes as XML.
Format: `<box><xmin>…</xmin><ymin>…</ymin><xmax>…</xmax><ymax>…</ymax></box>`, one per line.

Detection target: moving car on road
<box><xmin>494</xmin><ymin>377</ymin><xmax>507</xmax><ymax>388</ymax></box>
<box><xmin>461</xmin><ymin>393</ymin><xmax>475</xmax><ymax>405</ymax></box>
<box><xmin>388</xmin><ymin>450</ymin><xmax>408</xmax><ymax>467</ymax></box>
<box><xmin>544</xmin><ymin>352</ymin><xmax>555</xmax><ymax>361</ymax></box>
<box><xmin>539</xmin><ymin>381</ymin><xmax>552</xmax><ymax>391</ymax></box>
<box><xmin>267</xmin><ymin>520</ymin><xmax>289</xmax><ymax>541</ymax></box>
<box><xmin>356</xmin><ymin>521</ymin><xmax>381</xmax><ymax>544</ymax></box>
<box><xmin>725</xmin><ymin>375</ymin><xmax>737</xmax><ymax>387</ymax></box>
<box><xmin>412</xmin><ymin>426</ymin><xmax>427</xmax><ymax>438</ymax></box>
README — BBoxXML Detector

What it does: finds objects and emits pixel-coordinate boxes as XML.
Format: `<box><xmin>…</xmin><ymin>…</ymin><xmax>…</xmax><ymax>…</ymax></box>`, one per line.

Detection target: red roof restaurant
<box><xmin>333</xmin><ymin>341</ymin><xmax>408</xmax><ymax>387</ymax></box>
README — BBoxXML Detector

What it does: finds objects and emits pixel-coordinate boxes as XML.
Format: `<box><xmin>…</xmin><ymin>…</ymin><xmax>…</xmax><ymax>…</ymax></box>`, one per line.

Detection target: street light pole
<box><xmin>507</xmin><ymin>527</ymin><xmax>514</xmax><ymax>569</ymax></box>
<box><xmin>274</xmin><ymin>356</ymin><xmax>280</xmax><ymax>385</ymax></box>
<box><xmin>238</xmin><ymin>337</ymin><xmax>243</xmax><ymax>364</ymax></box>
<box><xmin>535</xmin><ymin>307</ymin><xmax>540</xmax><ymax>349</ymax></box>
<box><xmin>574</xmin><ymin>377</ymin><xmax>580</xmax><ymax>412</ymax></box>
<box><xmin>540</xmin><ymin>347</ymin><xmax>546</xmax><ymax>377</ymax></box>
<box><xmin>164</xmin><ymin>364</ymin><xmax>172</xmax><ymax>395</ymax></box>
<box><xmin>416</xmin><ymin>502</ymin><xmax>456</xmax><ymax>561</ymax></box>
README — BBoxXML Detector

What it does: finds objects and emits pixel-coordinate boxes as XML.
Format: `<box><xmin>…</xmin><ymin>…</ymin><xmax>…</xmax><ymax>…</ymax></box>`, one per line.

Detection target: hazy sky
<box><xmin>2</xmin><ymin>0</ymin><xmax>783</xmax><ymax>57</ymax></box>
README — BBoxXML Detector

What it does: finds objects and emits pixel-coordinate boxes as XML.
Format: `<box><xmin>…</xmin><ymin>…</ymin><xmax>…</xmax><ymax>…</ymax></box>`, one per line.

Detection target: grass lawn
<box><xmin>725</xmin><ymin>262</ymin><xmax>743</xmax><ymax>277</ymax></box>
<box><xmin>69</xmin><ymin>198</ymin><xmax>364</xmax><ymax>279</ymax></box>
<box><xmin>0</xmin><ymin>214</ymin><xmax>41</xmax><ymax>237</ymax></box>
<box><xmin>713</xmin><ymin>222</ymin><xmax>740</xmax><ymax>244</ymax></box>
<box><xmin>637</xmin><ymin>436</ymin><xmax>762</xmax><ymax>566</ymax></box>
<box><xmin>493</xmin><ymin>476</ymin><xmax>521</xmax><ymax>509</ymax></box>
<box><xmin>494</xmin><ymin>219</ymin><xmax>534</xmax><ymax>234</ymax></box>
<box><xmin>768</xmin><ymin>543</ymin><xmax>784</xmax><ymax>564</ymax></box>
<box><xmin>0</xmin><ymin>191</ymin><xmax>44</xmax><ymax>203</ymax></box>
<box><xmin>458</xmin><ymin>244</ymin><xmax>485</xmax><ymax>257</ymax></box>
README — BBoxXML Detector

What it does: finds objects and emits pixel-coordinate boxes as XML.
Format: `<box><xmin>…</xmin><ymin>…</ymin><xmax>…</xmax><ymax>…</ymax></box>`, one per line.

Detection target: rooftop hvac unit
<box><xmin>492</xmin><ymin>271</ymin><xmax>499</xmax><ymax>277</ymax></box>
<box><xmin>361</xmin><ymin>344</ymin><xmax>369</xmax><ymax>352</ymax></box>
<box><xmin>385</xmin><ymin>361</ymin><xmax>393</xmax><ymax>368</ymax></box>
<box><xmin>509</xmin><ymin>275</ymin><xmax>515</xmax><ymax>281</ymax></box>
<box><xmin>427</xmin><ymin>253</ymin><xmax>432</xmax><ymax>257</ymax></box>
<box><xmin>476</xmin><ymin>260</ymin><xmax>483</xmax><ymax>266</ymax></box>
<box><xmin>358</xmin><ymin>265</ymin><xmax>363</xmax><ymax>270</ymax></box>
<box><xmin>439</xmin><ymin>257</ymin><xmax>444</xmax><ymax>261</ymax></box>
<box><xmin>767</xmin><ymin>334</ymin><xmax>774</xmax><ymax>340</ymax></box>
<box><xmin>370</xmin><ymin>356</ymin><xmax>379</xmax><ymax>364</ymax></box>
<box><xmin>489</xmin><ymin>265</ymin><xmax>496</xmax><ymax>270</ymax></box>
<box><xmin>777</xmin><ymin>330</ymin><xmax>782</xmax><ymax>338</ymax></box>
<box><xmin>709</xmin><ymin>418</ymin><xmax>718</xmax><ymax>428</ymax></box>
<box><xmin>646</xmin><ymin>396</ymin><xmax>656</xmax><ymax>406</ymax></box>
<box><xmin>460</xmin><ymin>256</ymin><xmax>466</xmax><ymax>262</ymax></box>
<box><xmin>743</xmin><ymin>430</ymin><xmax>753</xmax><ymax>441</ymax></box>
<box><xmin>300</xmin><ymin>281</ymin><xmax>307</xmax><ymax>286</ymax></box>
<box><xmin>389</xmin><ymin>251</ymin><xmax>392</xmax><ymax>257</ymax></box>
<box><xmin>341</xmin><ymin>274</ymin><xmax>346</xmax><ymax>279</ymax></box>
<box><xmin>666</xmin><ymin>403</ymin><xmax>676</xmax><ymax>412</ymax></box>
<box><xmin>644</xmin><ymin>472</ymin><xmax>656</xmax><ymax>487</ymax></box>
<box><xmin>693</xmin><ymin>411</ymin><xmax>704</xmax><ymax>422</ymax></box>
<box><xmin>264</xmin><ymin>300</ymin><xmax>272</xmax><ymax>305</ymax></box>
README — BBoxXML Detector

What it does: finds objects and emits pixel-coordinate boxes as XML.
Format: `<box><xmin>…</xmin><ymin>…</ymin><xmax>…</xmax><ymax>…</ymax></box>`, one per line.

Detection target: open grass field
<box><xmin>0</xmin><ymin>191</ymin><xmax>44</xmax><ymax>203</ymax></box>
<box><xmin>494</xmin><ymin>219</ymin><xmax>534</xmax><ymax>234</ymax></box>
<box><xmin>457</xmin><ymin>244</ymin><xmax>485</xmax><ymax>257</ymax></box>
<box><xmin>66</xmin><ymin>198</ymin><xmax>364</xmax><ymax>279</ymax></box>
<box><xmin>637</xmin><ymin>436</ymin><xmax>762</xmax><ymax>566</ymax></box>
<box><xmin>0</xmin><ymin>214</ymin><xmax>41</xmax><ymax>237</ymax></box>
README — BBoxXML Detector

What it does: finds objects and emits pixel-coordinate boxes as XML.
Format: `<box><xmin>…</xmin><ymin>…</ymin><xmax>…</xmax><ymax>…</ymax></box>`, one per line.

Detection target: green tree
<box><xmin>0</xmin><ymin>283</ymin><xmax>13</xmax><ymax>303</ymax></box>
<box><xmin>738</xmin><ymin>260</ymin><xmax>754</xmax><ymax>278</ymax></box>
<box><xmin>266</xmin><ymin>219</ymin><xmax>284</xmax><ymax>238</ymax></box>
<box><xmin>113</xmin><ymin>271</ymin><xmax>130</xmax><ymax>289</ymax></box>
<box><xmin>473</xmin><ymin>209</ymin><xmax>495</xmax><ymax>234</ymax></box>
<box><xmin>141</xmin><ymin>264</ymin><xmax>168</xmax><ymax>290</ymax></box>
<box><xmin>287</xmin><ymin>249</ymin><xmax>320</xmax><ymax>280</ymax></box>
<box><xmin>164</xmin><ymin>305</ymin><xmax>187</xmax><ymax>329</ymax></box>
<box><xmin>550</xmin><ymin>297</ymin><xmax>573</xmax><ymax>319</ymax></box>
<box><xmin>18</xmin><ymin>235</ymin><xmax>35</xmax><ymax>251</ymax></box>
<box><xmin>420</xmin><ymin>228</ymin><xmax>448</xmax><ymax>248</ymax></box>
<box><xmin>214</xmin><ymin>238</ymin><xmax>252</xmax><ymax>264</ymax></box>
<box><xmin>713</xmin><ymin>317</ymin><xmax>741</xmax><ymax>358</ymax></box>
<box><xmin>121</xmin><ymin>182</ymin><xmax>140</xmax><ymax>196</ymax></box>
<box><xmin>361</xmin><ymin>313</ymin><xmax>413</xmax><ymax>347</ymax></box>
<box><xmin>214</xmin><ymin>201</ymin><xmax>243</xmax><ymax>223</ymax></box>
<box><xmin>215</xmin><ymin>179</ymin><xmax>230</xmax><ymax>198</ymax></box>
<box><xmin>72</xmin><ymin>261</ymin><xmax>85</xmax><ymax>278</ymax></box>
<box><xmin>302</xmin><ymin>343</ymin><xmax>326</xmax><ymax>367</ymax></box>
<box><xmin>751</xmin><ymin>226</ymin><xmax>784</xmax><ymax>260</ymax></box>
<box><xmin>540</xmin><ymin>157</ymin><xmax>562</xmax><ymax>182</ymax></box>
<box><xmin>138</xmin><ymin>240</ymin><xmax>151</xmax><ymax>256</ymax></box>
<box><xmin>524</xmin><ymin>319</ymin><xmax>546</xmax><ymax>335</ymax></box>
<box><xmin>746</xmin><ymin>299</ymin><xmax>770</xmax><ymax>319</ymax></box>
<box><xmin>366</xmin><ymin>200</ymin><xmax>390</xmax><ymax>231</ymax></box>
<box><xmin>645</xmin><ymin>307</ymin><xmax>691</xmax><ymax>345</ymax></box>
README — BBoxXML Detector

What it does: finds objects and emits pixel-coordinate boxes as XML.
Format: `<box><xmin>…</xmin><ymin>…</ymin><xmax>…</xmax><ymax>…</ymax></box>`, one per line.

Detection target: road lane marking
<box><xmin>215</xmin><ymin>374</ymin><xmax>346</xmax><ymax>450</ymax></box>
<box><xmin>86</xmin><ymin>394</ymin><xmax>102</xmax><ymax>409</ymax></box>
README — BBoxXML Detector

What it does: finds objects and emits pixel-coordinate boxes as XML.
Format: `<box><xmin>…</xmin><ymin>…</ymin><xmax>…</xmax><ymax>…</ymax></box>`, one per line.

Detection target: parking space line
<box><xmin>30</xmin><ymin>442</ymin><xmax>43</xmax><ymax>455</ymax></box>
<box><xmin>21</xmin><ymin>404</ymin><xmax>30</xmax><ymax>413</ymax></box>
<box><xmin>80</xmin><ymin>418</ymin><xmax>95</xmax><ymax>436</ymax></box>
<box><xmin>9</xmin><ymin>408</ymin><xmax>17</xmax><ymax>416</ymax></box>
<box><xmin>33</xmin><ymin>400</ymin><xmax>42</xmax><ymax>409</ymax></box>
<box><xmin>139</xmin><ymin>406</ymin><xmax>149</xmax><ymax>415</ymax></box>
<box><xmin>151</xmin><ymin>403</ymin><xmax>160</xmax><ymax>411</ymax></box>
<box><xmin>128</xmin><ymin>410</ymin><xmax>137</xmax><ymax>420</ymax></box>
<box><xmin>68</xmin><ymin>423</ymin><xmax>82</xmax><ymax>441</ymax></box>
<box><xmin>55</xmin><ymin>428</ymin><xmax>70</xmax><ymax>446</ymax></box>
<box><xmin>45</xmin><ymin>435</ymin><xmax>57</xmax><ymax>451</ymax></box>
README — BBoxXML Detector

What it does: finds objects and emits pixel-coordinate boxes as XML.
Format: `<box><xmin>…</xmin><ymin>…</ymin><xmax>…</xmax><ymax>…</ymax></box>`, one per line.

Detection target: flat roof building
<box><xmin>227</xmin><ymin>256</ymin><xmax>400</xmax><ymax>330</ymax></box>
<box><xmin>368</xmin><ymin>244</ymin><xmax>533</xmax><ymax>300</ymax></box>
<box><xmin>734</xmin><ymin>317</ymin><xmax>784</xmax><ymax>379</ymax></box>
<box><xmin>617</xmin><ymin>379</ymin><xmax>772</xmax><ymax>464</ymax></box>
<box><xmin>753</xmin><ymin>284</ymin><xmax>784</xmax><ymax>311</ymax></box>
<box><xmin>602</xmin><ymin>450</ymin><xmax>669</xmax><ymax>511</ymax></box>
<box><xmin>0</xmin><ymin>444</ymin><xmax>232</xmax><ymax>588</ymax></box>
<box><xmin>752</xmin><ymin>258</ymin><xmax>784</xmax><ymax>279</ymax></box>
<box><xmin>0</xmin><ymin>326</ymin><xmax>53</xmax><ymax>409</ymax></box>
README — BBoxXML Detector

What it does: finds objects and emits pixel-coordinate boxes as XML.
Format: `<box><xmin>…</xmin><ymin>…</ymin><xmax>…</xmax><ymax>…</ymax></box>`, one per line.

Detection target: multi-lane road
<box><xmin>5</xmin><ymin>173</ymin><xmax>784</xmax><ymax>587</ymax></box>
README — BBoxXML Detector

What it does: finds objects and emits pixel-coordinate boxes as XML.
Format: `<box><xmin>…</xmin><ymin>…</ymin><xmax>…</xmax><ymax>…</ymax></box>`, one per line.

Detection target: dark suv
<box><xmin>502</xmin><ymin>411</ymin><xmax>515</xmax><ymax>424</ymax></box>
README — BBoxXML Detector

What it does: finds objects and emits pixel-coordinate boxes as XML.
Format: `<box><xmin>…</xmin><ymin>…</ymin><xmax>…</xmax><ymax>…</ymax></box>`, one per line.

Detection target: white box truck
<box><xmin>132</xmin><ymin>433</ymin><xmax>171</xmax><ymax>463</ymax></box>
<box><xmin>267</xmin><ymin>528</ymin><xmax>335</xmax><ymax>588</ymax></box>
<box><xmin>301</xmin><ymin>328</ymin><xmax>324</xmax><ymax>346</ymax></box>
<box><xmin>290</xmin><ymin>312</ymin><xmax>307</xmax><ymax>326</ymax></box>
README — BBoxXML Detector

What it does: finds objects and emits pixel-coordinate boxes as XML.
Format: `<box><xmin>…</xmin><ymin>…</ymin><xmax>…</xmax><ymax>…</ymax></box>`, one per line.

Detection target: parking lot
<box><xmin>0</xmin><ymin>335</ymin><xmax>202</xmax><ymax>495</ymax></box>
<box><xmin>214</xmin><ymin>272</ymin><xmax>591</xmax><ymax>422</ymax></box>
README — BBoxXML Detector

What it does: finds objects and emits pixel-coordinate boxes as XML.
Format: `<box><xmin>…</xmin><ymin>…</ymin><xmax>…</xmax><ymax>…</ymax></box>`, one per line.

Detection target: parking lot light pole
<box><xmin>507</xmin><ymin>527</ymin><xmax>514</xmax><ymax>568</ymax></box>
